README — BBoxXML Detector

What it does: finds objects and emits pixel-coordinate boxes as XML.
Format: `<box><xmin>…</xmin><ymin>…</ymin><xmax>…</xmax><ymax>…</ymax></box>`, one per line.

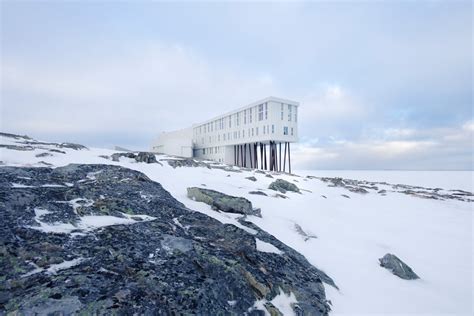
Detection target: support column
<box><xmin>283</xmin><ymin>142</ymin><xmax>287</xmax><ymax>173</ymax></box>
<box><xmin>288</xmin><ymin>142</ymin><xmax>291</xmax><ymax>174</ymax></box>
<box><xmin>279</xmin><ymin>143</ymin><xmax>282</xmax><ymax>172</ymax></box>
<box><xmin>249</xmin><ymin>144</ymin><xmax>252</xmax><ymax>168</ymax></box>
<box><xmin>264</xmin><ymin>144</ymin><xmax>267</xmax><ymax>170</ymax></box>
<box><xmin>260</xmin><ymin>143</ymin><xmax>263</xmax><ymax>169</ymax></box>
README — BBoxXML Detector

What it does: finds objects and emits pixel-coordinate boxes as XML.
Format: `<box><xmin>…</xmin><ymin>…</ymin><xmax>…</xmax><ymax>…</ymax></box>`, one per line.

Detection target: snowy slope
<box><xmin>1</xmin><ymin>133</ymin><xmax>472</xmax><ymax>315</ymax></box>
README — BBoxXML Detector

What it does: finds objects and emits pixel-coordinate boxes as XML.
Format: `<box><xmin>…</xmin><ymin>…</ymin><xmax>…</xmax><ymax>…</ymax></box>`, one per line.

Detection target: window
<box><xmin>288</xmin><ymin>104</ymin><xmax>292</xmax><ymax>122</ymax></box>
<box><xmin>249</xmin><ymin>108</ymin><xmax>252</xmax><ymax>123</ymax></box>
<box><xmin>291</xmin><ymin>128</ymin><xmax>294</xmax><ymax>136</ymax></box>
<box><xmin>203</xmin><ymin>148</ymin><xmax>206</xmax><ymax>155</ymax></box>
<box><xmin>244</xmin><ymin>110</ymin><xmax>247</xmax><ymax>124</ymax></box>
<box><xmin>237</xmin><ymin>112</ymin><xmax>240</xmax><ymax>126</ymax></box>
<box><xmin>218</xmin><ymin>134</ymin><xmax>220</xmax><ymax>141</ymax></box>
<box><xmin>258</xmin><ymin>104</ymin><xmax>264</xmax><ymax>121</ymax></box>
<box><xmin>256</xmin><ymin>127</ymin><xmax>259</xmax><ymax>135</ymax></box>
<box><xmin>281</xmin><ymin>103</ymin><xmax>284</xmax><ymax>120</ymax></box>
<box><xmin>229</xmin><ymin>115</ymin><xmax>232</xmax><ymax>128</ymax></box>
<box><xmin>223</xmin><ymin>134</ymin><xmax>226</xmax><ymax>141</ymax></box>
<box><xmin>265</xmin><ymin>103</ymin><xmax>268</xmax><ymax>120</ymax></box>
<box><xmin>272</xmin><ymin>125</ymin><xmax>275</xmax><ymax>134</ymax></box>
<box><xmin>283</xmin><ymin>126</ymin><xmax>288</xmax><ymax>135</ymax></box>
<box><xmin>295</xmin><ymin>106</ymin><xmax>297</xmax><ymax>122</ymax></box>
<box><xmin>252</xmin><ymin>128</ymin><xmax>254</xmax><ymax>136</ymax></box>
<box><xmin>263</xmin><ymin>126</ymin><xmax>266</xmax><ymax>134</ymax></box>
<box><xmin>243</xmin><ymin>130</ymin><xmax>245</xmax><ymax>138</ymax></box>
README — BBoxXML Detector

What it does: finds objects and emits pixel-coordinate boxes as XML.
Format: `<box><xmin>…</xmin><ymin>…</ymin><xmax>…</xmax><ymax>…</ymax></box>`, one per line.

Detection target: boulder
<box><xmin>379</xmin><ymin>253</ymin><xmax>420</xmax><ymax>280</ymax></box>
<box><xmin>245</xmin><ymin>176</ymin><xmax>257</xmax><ymax>182</ymax></box>
<box><xmin>249</xmin><ymin>191</ymin><xmax>267</xmax><ymax>196</ymax></box>
<box><xmin>135</xmin><ymin>152</ymin><xmax>157</xmax><ymax>164</ymax></box>
<box><xmin>268</xmin><ymin>179</ymin><xmax>300</xmax><ymax>194</ymax></box>
<box><xmin>187</xmin><ymin>187</ymin><xmax>261</xmax><ymax>217</ymax></box>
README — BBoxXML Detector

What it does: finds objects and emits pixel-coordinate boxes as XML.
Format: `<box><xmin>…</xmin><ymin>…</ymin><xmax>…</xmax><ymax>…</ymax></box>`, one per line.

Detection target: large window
<box><xmin>229</xmin><ymin>116</ymin><xmax>232</xmax><ymax>128</ymax></box>
<box><xmin>244</xmin><ymin>110</ymin><xmax>247</xmax><ymax>124</ymax></box>
<box><xmin>281</xmin><ymin>103</ymin><xmax>284</xmax><ymax>120</ymax></box>
<box><xmin>265</xmin><ymin>103</ymin><xmax>268</xmax><ymax>120</ymax></box>
<box><xmin>258</xmin><ymin>104</ymin><xmax>264</xmax><ymax>121</ymax></box>
<box><xmin>249</xmin><ymin>108</ymin><xmax>252</xmax><ymax>123</ymax></box>
<box><xmin>237</xmin><ymin>112</ymin><xmax>240</xmax><ymax>126</ymax></box>
<box><xmin>272</xmin><ymin>125</ymin><xmax>275</xmax><ymax>134</ymax></box>
<box><xmin>291</xmin><ymin>128</ymin><xmax>294</xmax><ymax>136</ymax></box>
<box><xmin>295</xmin><ymin>106</ymin><xmax>297</xmax><ymax>122</ymax></box>
<box><xmin>283</xmin><ymin>126</ymin><xmax>288</xmax><ymax>135</ymax></box>
<box><xmin>288</xmin><ymin>104</ymin><xmax>292</xmax><ymax>122</ymax></box>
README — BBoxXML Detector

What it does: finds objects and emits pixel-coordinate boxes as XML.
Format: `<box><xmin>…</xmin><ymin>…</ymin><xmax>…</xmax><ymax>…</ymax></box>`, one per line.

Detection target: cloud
<box><xmin>1</xmin><ymin>42</ymin><xmax>280</xmax><ymax>147</ymax></box>
<box><xmin>293</xmin><ymin>121</ymin><xmax>473</xmax><ymax>170</ymax></box>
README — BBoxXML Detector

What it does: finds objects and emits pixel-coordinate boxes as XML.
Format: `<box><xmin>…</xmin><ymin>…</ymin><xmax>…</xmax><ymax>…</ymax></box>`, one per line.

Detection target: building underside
<box><xmin>232</xmin><ymin>141</ymin><xmax>292</xmax><ymax>173</ymax></box>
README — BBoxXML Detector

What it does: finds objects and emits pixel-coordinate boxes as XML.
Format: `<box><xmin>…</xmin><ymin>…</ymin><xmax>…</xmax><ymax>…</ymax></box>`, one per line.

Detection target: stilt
<box><xmin>264</xmin><ymin>144</ymin><xmax>267</xmax><ymax>170</ymax></box>
<box><xmin>260</xmin><ymin>143</ymin><xmax>263</xmax><ymax>169</ymax></box>
<box><xmin>254</xmin><ymin>143</ymin><xmax>258</xmax><ymax>169</ymax></box>
<box><xmin>288</xmin><ymin>142</ymin><xmax>291</xmax><ymax>174</ymax></box>
<box><xmin>249</xmin><ymin>144</ymin><xmax>252</xmax><ymax>168</ymax></box>
<box><xmin>283</xmin><ymin>142</ymin><xmax>287</xmax><ymax>173</ymax></box>
<box><xmin>240</xmin><ymin>145</ymin><xmax>244</xmax><ymax>167</ymax></box>
<box><xmin>279</xmin><ymin>143</ymin><xmax>282</xmax><ymax>172</ymax></box>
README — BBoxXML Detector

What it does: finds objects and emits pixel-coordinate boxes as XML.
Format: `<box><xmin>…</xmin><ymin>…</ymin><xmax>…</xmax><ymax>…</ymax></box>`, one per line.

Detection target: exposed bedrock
<box><xmin>0</xmin><ymin>164</ymin><xmax>335</xmax><ymax>315</ymax></box>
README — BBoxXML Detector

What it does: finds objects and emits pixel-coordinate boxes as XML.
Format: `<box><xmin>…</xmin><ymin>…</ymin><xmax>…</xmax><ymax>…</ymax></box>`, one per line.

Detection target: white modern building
<box><xmin>151</xmin><ymin>96</ymin><xmax>299</xmax><ymax>172</ymax></box>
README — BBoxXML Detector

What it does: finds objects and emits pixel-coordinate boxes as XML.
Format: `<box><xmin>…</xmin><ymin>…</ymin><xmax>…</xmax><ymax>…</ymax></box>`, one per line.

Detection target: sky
<box><xmin>1</xmin><ymin>1</ymin><xmax>472</xmax><ymax>170</ymax></box>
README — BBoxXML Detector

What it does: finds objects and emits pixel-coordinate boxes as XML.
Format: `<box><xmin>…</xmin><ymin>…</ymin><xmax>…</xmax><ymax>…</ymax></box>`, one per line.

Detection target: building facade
<box><xmin>151</xmin><ymin>96</ymin><xmax>299</xmax><ymax>172</ymax></box>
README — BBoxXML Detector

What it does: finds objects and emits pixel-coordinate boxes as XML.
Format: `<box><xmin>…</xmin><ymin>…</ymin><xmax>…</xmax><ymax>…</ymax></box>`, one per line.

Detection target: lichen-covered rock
<box><xmin>379</xmin><ymin>253</ymin><xmax>420</xmax><ymax>280</ymax></box>
<box><xmin>268</xmin><ymin>179</ymin><xmax>300</xmax><ymax>194</ymax></box>
<box><xmin>0</xmin><ymin>164</ymin><xmax>335</xmax><ymax>315</ymax></box>
<box><xmin>187</xmin><ymin>187</ymin><xmax>261</xmax><ymax>217</ymax></box>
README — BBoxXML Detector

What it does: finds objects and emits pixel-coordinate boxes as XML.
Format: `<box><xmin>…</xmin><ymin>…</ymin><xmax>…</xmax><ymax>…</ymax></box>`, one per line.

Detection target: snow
<box><xmin>22</xmin><ymin>258</ymin><xmax>85</xmax><ymax>277</ymax></box>
<box><xmin>250</xmin><ymin>288</ymin><xmax>298</xmax><ymax>316</ymax></box>
<box><xmin>256</xmin><ymin>238</ymin><xmax>283</xmax><ymax>255</ymax></box>
<box><xmin>30</xmin><ymin>207</ymin><xmax>155</xmax><ymax>234</ymax></box>
<box><xmin>1</xmin><ymin>136</ymin><xmax>473</xmax><ymax>315</ymax></box>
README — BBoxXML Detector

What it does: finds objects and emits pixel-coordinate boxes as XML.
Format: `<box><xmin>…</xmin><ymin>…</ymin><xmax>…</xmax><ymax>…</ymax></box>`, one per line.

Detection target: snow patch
<box><xmin>250</xmin><ymin>288</ymin><xmax>298</xmax><ymax>316</ymax></box>
<box><xmin>256</xmin><ymin>238</ymin><xmax>283</xmax><ymax>255</ymax></box>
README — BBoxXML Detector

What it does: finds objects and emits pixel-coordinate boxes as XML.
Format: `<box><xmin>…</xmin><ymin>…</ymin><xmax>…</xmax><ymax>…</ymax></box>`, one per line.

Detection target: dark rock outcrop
<box><xmin>187</xmin><ymin>187</ymin><xmax>261</xmax><ymax>217</ymax></box>
<box><xmin>0</xmin><ymin>164</ymin><xmax>335</xmax><ymax>315</ymax></box>
<box><xmin>162</xmin><ymin>158</ymin><xmax>211</xmax><ymax>169</ymax></box>
<box><xmin>379</xmin><ymin>253</ymin><xmax>420</xmax><ymax>280</ymax></box>
<box><xmin>268</xmin><ymin>179</ymin><xmax>300</xmax><ymax>194</ymax></box>
<box><xmin>245</xmin><ymin>176</ymin><xmax>257</xmax><ymax>182</ymax></box>
<box><xmin>249</xmin><ymin>191</ymin><xmax>268</xmax><ymax>196</ymax></box>
<box><xmin>112</xmin><ymin>152</ymin><xmax>161</xmax><ymax>164</ymax></box>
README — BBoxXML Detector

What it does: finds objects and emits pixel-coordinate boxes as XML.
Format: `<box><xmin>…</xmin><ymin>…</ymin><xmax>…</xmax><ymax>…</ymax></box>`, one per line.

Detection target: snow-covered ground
<box><xmin>1</xmin><ymin>134</ymin><xmax>473</xmax><ymax>315</ymax></box>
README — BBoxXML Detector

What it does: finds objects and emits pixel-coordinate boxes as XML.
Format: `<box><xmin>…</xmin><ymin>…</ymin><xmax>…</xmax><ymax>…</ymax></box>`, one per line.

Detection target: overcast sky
<box><xmin>1</xmin><ymin>1</ymin><xmax>472</xmax><ymax>170</ymax></box>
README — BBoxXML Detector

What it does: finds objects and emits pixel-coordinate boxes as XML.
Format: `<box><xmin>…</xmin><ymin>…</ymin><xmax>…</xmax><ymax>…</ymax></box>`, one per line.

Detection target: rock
<box><xmin>273</xmin><ymin>194</ymin><xmax>288</xmax><ymax>199</ymax></box>
<box><xmin>0</xmin><ymin>164</ymin><xmax>335</xmax><ymax>315</ymax></box>
<box><xmin>378</xmin><ymin>189</ymin><xmax>387</xmax><ymax>194</ymax></box>
<box><xmin>268</xmin><ymin>179</ymin><xmax>300</xmax><ymax>194</ymax></box>
<box><xmin>347</xmin><ymin>186</ymin><xmax>369</xmax><ymax>194</ymax></box>
<box><xmin>341</xmin><ymin>194</ymin><xmax>350</xmax><ymax>199</ymax></box>
<box><xmin>35</xmin><ymin>152</ymin><xmax>53</xmax><ymax>158</ymax></box>
<box><xmin>163</xmin><ymin>158</ymin><xmax>211</xmax><ymax>169</ymax></box>
<box><xmin>294</xmin><ymin>224</ymin><xmax>317</xmax><ymax>241</ymax></box>
<box><xmin>187</xmin><ymin>187</ymin><xmax>261</xmax><ymax>217</ymax></box>
<box><xmin>321</xmin><ymin>195</ymin><xmax>327</xmax><ymax>199</ymax></box>
<box><xmin>111</xmin><ymin>152</ymin><xmax>161</xmax><ymax>165</ymax></box>
<box><xmin>254</xmin><ymin>170</ymin><xmax>265</xmax><ymax>174</ymax></box>
<box><xmin>265</xmin><ymin>174</ymin><xmax>273</xmax><ymax>178</ymax></box>
<box><xmin>245</xmin><ymin>176</ymin><xmax>257</xmax><ymax>182</ymax></box>
<box><xmin>135</xmin><ymin>152</ymin><xmax>157</xmax><ymax>164</ymax></box>
<box><xmin>379</xmin><ymin>253</ymin><xmax>420</xmax><ymax>280</ymax></box>
<box><xmin>249</xmin><ymin>191</ymin><xmax>268</xmax><ymax>196</ymax></box>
